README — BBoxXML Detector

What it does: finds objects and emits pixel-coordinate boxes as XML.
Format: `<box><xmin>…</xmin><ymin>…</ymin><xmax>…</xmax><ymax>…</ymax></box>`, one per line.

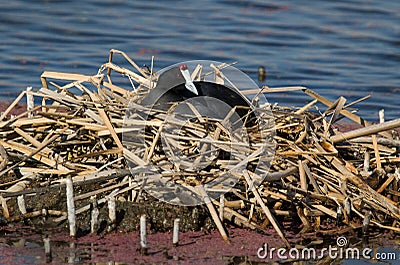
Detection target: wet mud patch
<box><xmin>0</xmin><ymin>224</ymin><xmax>398</xmax><ymax>264</ymax></box>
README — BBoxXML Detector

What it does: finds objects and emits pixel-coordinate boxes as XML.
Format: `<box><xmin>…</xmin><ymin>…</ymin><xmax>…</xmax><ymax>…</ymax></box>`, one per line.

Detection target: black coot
<box><xmin>141</xmin><ymin>65</ymin><xmax>256</xmax><ymax>125</ymax></box>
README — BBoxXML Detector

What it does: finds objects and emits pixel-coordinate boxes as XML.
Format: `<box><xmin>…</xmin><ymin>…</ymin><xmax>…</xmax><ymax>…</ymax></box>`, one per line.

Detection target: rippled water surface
<box><xmin>0</xmin><ymin>0</ymin><xmax>399</xmax><ymax>120</ymax></box>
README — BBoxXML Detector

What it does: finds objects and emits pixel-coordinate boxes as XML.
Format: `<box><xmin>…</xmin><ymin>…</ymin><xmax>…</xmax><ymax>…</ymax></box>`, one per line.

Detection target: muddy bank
<box><xmin>0</xmin><ymin>100</ymin><xmax>27</xmax><ymax>117</ymax></box>
<box><xmin>1</xmin><ymin>225</ymin><xmax>282</xmax><ymax>264</ymax></box>
<box><xmin>1</xmin><ymin>223</ymin><xmax>398</xmax><ymax>264</ymax></box>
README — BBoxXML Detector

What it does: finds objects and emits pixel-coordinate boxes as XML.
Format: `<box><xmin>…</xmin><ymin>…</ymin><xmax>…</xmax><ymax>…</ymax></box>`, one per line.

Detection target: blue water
<box><xmin>0</xmin><ymin>0</ymin><xmax>399</xmax><ymax>120</ymax></box>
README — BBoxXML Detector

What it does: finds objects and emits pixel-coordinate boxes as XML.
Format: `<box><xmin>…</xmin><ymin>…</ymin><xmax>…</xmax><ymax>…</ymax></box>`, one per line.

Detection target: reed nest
<box><xmin>0</xmin><ymin>50</ymin><xmax>399</xmax><ymax>246</ymax></box>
